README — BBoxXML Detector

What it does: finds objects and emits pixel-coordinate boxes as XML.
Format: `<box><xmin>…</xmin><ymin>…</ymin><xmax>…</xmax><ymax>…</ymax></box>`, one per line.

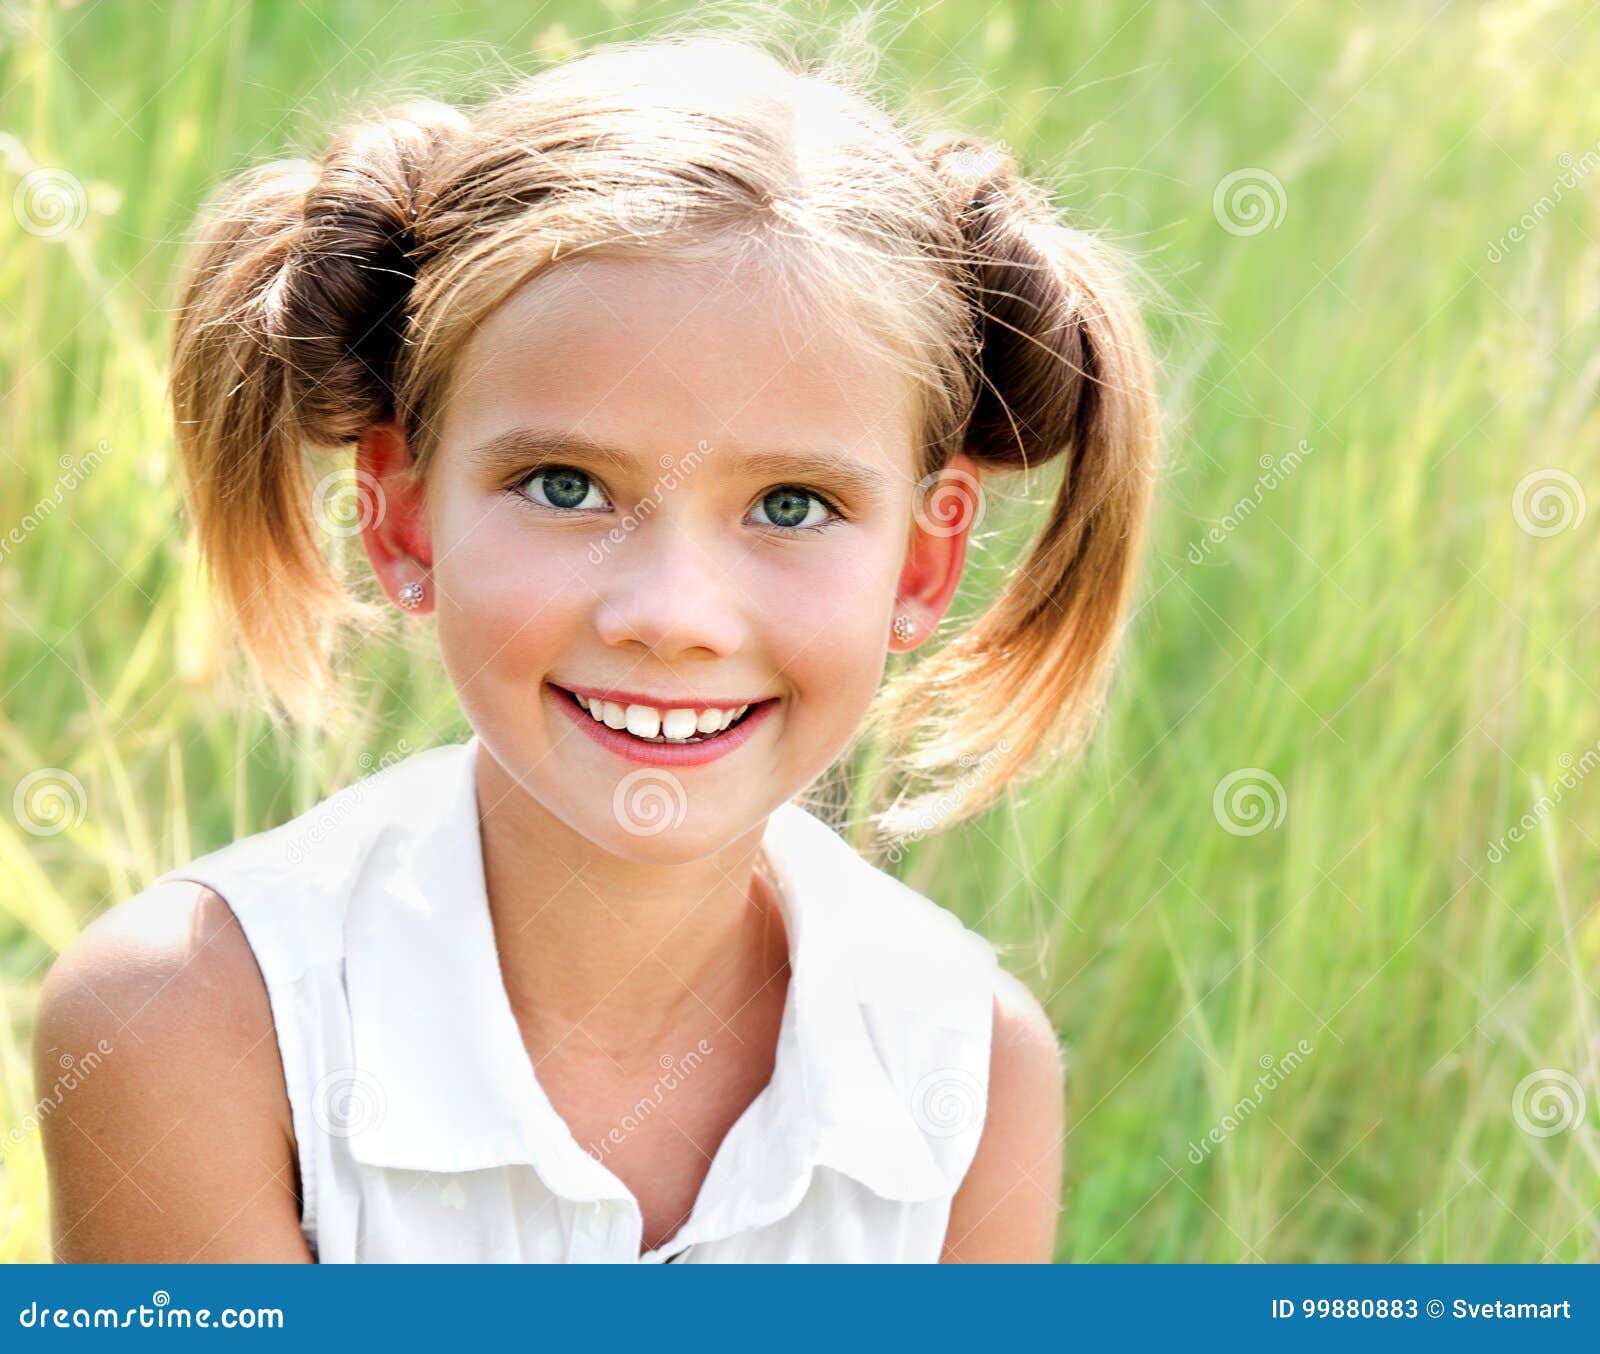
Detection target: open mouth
<box><xmin>550</xmin><ymin>685</ymin><xmax>770</xmax><ymax>745</ymax></box>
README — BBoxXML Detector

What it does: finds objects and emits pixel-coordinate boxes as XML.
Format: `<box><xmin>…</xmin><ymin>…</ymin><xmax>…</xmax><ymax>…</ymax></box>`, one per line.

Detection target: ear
<box><xmin>892</xmin><ymin>451</ymin><xmax>982</xmax><ymax>652</ymax></box>
<box><xmin>355</xmin><ymin>420</ymin><xmax>434</xmax><ymax>613</ymax></box>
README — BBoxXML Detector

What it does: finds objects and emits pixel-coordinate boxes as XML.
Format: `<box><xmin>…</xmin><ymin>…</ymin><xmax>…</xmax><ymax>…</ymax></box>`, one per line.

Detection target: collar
<box><xmin>341</xmin><ymin>735</ymin><xmax>952</xmax><ymax>1239</ymax></box>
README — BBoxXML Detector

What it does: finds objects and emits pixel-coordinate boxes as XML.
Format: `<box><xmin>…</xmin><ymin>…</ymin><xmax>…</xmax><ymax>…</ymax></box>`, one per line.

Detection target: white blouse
<box><xmin>148</xmin><ymin>734</ymin><xmax>1000</xmax><ymax>1262</ymax></box>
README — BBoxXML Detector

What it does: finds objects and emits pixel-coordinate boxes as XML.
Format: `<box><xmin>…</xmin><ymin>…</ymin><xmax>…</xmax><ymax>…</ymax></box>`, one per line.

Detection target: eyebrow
<box><xmin>460</xmin><ymin>426</ymin><xmax>895</xmax><ymax>500</ymax></box>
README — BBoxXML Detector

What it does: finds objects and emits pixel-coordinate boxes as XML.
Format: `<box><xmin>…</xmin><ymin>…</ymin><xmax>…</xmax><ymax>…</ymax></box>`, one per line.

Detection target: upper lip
<box><xmin>551</xmin><ymin>681</ymin><xmax>775</xmax><ymax>711</ymax></box>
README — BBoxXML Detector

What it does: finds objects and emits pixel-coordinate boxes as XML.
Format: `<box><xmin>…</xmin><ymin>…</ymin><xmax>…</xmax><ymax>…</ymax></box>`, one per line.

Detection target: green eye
<box><xmin>515</xmin><ymin>465</ymin><xmax>609</xmax><ymax>512</ymax></box>
<box><xmin>752</xmin><ymin>486</ymin><xmax>836</xmax><ymax>533</ymax></box>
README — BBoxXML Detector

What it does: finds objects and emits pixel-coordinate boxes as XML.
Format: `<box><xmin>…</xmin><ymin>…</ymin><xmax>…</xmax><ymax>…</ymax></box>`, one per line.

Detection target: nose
<box><xmin>590</xmin><ymin>516</ymin><xmax>748</xmax><ymax>660</ymax></box>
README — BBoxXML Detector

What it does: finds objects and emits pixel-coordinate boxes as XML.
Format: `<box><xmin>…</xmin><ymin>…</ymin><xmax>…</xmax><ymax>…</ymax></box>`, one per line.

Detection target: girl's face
<box><xmin>381</xmin><ymin>253</ymin><xmax>969</xmax><ymax>859</ymax></box>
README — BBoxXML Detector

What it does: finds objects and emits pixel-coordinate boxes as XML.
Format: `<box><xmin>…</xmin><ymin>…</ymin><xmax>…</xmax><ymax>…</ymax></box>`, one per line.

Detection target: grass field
<box><xmin>2</xmin><ymin>0</ymin><xmax>1598</xmax><ymax>1262</ymax></box>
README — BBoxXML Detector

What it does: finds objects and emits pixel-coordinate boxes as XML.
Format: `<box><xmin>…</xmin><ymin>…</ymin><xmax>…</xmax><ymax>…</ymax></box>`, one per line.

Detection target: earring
<box><xmin>892</xmin><ymin>613</ymin><xmax>915</xmax><ymax>643</ymax></box>
<box><xmin>397</xmin><ymin>580</ymin><xmax>425</xmax><ymax>611</ymax></box>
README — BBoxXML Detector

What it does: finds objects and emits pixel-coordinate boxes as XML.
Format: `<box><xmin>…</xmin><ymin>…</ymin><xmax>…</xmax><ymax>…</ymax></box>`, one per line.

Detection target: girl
<box><xmin>35</xmin><ymin>24</ymin><xmax>1157</xmax><ymax>1263</ymax></box>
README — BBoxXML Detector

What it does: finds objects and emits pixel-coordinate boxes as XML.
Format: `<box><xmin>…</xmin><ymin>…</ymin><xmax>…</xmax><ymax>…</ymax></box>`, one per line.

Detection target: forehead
<box><xmin>437</xmin><ymin>252</ymin><xmax>917</xmax><ymax>475</ymax></box>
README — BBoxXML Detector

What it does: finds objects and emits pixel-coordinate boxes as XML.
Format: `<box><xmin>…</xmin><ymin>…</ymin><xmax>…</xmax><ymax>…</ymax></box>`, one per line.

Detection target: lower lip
<box><xmin>547</xmin><ymin>683</ymin><xmax>779</xmax><ymax>768</ymax></box>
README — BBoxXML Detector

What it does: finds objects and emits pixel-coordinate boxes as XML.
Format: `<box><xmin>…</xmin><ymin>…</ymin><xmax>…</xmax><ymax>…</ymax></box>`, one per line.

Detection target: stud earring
<box><xmin>892</xmin><ymin>613</ymin><xmax>915</xmax><ymax>643</ymax></box>
<box><xmin>397</xmin><ymin>580</ymin><xmax>425</xmax><ymax>611</ymax></box>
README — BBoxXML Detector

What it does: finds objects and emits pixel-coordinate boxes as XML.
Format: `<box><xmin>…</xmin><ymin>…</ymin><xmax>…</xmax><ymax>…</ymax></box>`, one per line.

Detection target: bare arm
<box><xmin>34</xmin><ymin>882</ymin><xmax>313</xmax><ymax>1263</ymax></box>
<box><xmin>940</xmin><ymin>968</ymin><xmax>1066</xmax><ymax>1262</ymax></box>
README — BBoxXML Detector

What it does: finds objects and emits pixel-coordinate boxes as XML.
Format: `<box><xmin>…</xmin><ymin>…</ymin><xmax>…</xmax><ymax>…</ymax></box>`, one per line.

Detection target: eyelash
<box><xmin>506</xmin><ymin>463</ymin><xmax>846</xmax><ymax>535</ymax></box>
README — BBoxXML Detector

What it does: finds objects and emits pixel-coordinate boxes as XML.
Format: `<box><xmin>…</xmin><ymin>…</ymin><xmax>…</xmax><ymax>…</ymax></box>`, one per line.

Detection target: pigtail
<box><xmin>167</xmin><ymin>101</ymin><xmax>466</xmax><ymax>729</ymax></box>
<box><xmin>863</xmin><ymin>134</ymin><xmax>1160</xmax><ymax>848</ymax></box>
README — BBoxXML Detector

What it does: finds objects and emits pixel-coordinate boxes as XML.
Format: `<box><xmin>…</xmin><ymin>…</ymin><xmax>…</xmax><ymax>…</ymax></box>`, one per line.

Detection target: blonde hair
<box><xmin>168</xmin><ymin>20</ymin><xmax>1159</xmax><ymax>842</ymax></box>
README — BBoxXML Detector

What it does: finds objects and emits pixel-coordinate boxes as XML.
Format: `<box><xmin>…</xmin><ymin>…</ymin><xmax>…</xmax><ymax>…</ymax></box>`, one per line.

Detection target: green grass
<box><xmin>3</xmin><ymin>0</ymin><xmax>1598</xmax><ymax>1262</ymax></box>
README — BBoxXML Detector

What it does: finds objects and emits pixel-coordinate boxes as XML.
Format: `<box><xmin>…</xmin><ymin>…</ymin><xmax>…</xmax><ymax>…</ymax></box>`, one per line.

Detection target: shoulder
<box><xmin>37</xmin><ymin>877</ymin><xmax>281</xmax><ymax>1085</ymax></box>
<box><xmin>987</xmin><ymin>968</ymin><xmax>1066</xmax><ymax>1135</ymax></box>
<box><xmin>801</xmin><ymin>821</ymin><xmax>999</xmax><ymax>1035</ymax></box>
<box><xmin>989</xmin><ymin>966</ymin><xmax>1066</xmax><ymax>1098</ymax></box>
<box><xmin>33</xmin><ymin>879</ymin><xmax>307</xmax><ymax>1261</ymax></box>
<box><xmin>941</xmin><ymin>969</ymin><xmax>1066</xmax><ymax>1263</ymax></box>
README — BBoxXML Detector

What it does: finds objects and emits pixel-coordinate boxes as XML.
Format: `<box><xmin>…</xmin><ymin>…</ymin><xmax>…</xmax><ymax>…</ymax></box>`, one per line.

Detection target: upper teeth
<box><xmin>574</xmin><ymin>695</ymin><xmax>751</xmax><ymax>741</ymax></box>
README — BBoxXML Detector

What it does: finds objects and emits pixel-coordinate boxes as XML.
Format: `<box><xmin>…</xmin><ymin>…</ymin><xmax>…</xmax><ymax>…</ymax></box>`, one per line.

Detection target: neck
<box><xmin>474</xmin><ymin>749</ymin><xmax>789</xmax><ymax>1076</ymax></box>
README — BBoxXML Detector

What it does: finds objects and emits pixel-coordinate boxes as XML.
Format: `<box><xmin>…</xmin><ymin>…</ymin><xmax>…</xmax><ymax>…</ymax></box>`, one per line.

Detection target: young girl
<box><xmin>35</xmin><ymin>26</ymin><xmax>1157</xmax><ymax>1263</ymax></box>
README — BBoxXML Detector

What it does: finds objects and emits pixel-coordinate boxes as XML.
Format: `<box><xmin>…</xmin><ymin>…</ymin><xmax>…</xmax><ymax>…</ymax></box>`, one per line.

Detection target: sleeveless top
<box><xmin>147</xmin><ymin>734</ymin><xmax>1000</xmax><ymax>1263</ymax></box>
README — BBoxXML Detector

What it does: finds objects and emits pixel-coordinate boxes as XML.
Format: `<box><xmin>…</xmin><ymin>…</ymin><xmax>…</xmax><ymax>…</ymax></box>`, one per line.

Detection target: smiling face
<box><xmin>372</xmin><ymin>249</ymin><xmax>968</xmax><ymax>859</ymax></box>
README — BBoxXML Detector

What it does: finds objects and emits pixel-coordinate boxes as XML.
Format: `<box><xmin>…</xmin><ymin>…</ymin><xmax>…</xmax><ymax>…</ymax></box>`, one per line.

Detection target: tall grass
<box><xmin>2</xmin><ymin>0</ymin><xmax>1596</xmax><ymax>1261</ymax></box>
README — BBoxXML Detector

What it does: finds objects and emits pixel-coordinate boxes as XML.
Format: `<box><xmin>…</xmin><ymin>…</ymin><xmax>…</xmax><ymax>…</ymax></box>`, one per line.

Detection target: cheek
<box><xmin>431</xmin><ymin>501</ymin><xmax>586</xmax><ymax>686</ymax></box>
<box><xmin>756</xmin><ymin>534</ymin><xmax>900</xmax><ymax>708</ymax></box>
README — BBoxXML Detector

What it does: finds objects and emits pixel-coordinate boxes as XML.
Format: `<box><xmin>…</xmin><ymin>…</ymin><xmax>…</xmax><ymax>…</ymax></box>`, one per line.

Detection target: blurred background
<box><xmin>2</xmin><ymin>0</ymin><xmax>1597</xmax><ymax>1262</ymax></box>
